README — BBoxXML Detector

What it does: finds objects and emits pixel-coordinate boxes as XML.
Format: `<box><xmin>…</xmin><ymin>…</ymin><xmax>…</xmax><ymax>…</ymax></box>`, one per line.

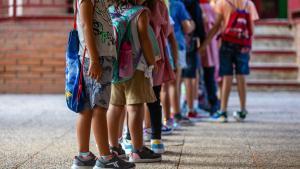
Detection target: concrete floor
<box><xmin>0</xmin><ymin>92</ymin><xmax>300</xmax><ymax>169</ymax></box>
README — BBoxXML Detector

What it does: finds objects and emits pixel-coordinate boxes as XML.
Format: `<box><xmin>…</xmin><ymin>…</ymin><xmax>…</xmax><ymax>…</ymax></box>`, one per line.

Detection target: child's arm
<box><xmin>79</xmin><ymin>0</ymin><xmax>102</xmax><ymax>81</ymax></box>
<box><xmin>137</xmin><ymin>11</ymin><xmax>156</xmax><ymax>67</ymax></box>
<box><xmin>199</xmin><ymin>13</ymin><xmax>223</xmax><ymax>54</ymax></box>
<box><xmin>182</xmin><ymin>20</ymin><xmax>195</xmax><ymax>34</ymax></box>
<box><xmin>167</xmin><ymin>30</ymin><xmax>179</xmax><ymax>71</ymax></box>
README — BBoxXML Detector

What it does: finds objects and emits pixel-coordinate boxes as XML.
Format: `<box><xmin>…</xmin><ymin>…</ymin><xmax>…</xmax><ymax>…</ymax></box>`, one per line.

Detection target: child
<box><xmin>107</xmin><ymin>0</ymin><xmax>162</xmax><ymax>163</ymax></box>
<box><xmin>161</xmin><ymin>15</ymin><xmax>181</xmax><ymax>130</ymax></box>
<box><xmin>169</xmin><ymin>0</ymin><xmax>195</xmax><ymax>125</ymax></box>
<box><xmin>199</xmin><ymin>0</ymin><xmax>220</xmax><ymax>115</ymax></box>
<box><xmin>72</xmin><ymin>0</ymin><xmax>135</xmax><ymax>169</ymax></box>
<box><xmin>181</xmin><ymin>0</ymin><xmax>206</xmax><ymax>120</ymax></box>
<box><xmin>144</xmin><ymin>0</ymin><xmax>176</xmax><ymax>154</ymax></box>
<box><xmin>200</xmin><ymin>0</ymin><xmax>259</xmax><ymax>122</ymax></box>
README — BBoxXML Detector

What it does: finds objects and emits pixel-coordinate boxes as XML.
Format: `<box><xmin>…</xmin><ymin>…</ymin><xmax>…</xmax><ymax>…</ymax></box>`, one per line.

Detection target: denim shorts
<box><xmin>219</xmin><ymin>42</ymin><xmax>250</xmax><ymax>76</ymax></box>
<box><xmin>182</xmin><ymin>50</ymin><xmax>198</xmax><ymax>79</ymax></box>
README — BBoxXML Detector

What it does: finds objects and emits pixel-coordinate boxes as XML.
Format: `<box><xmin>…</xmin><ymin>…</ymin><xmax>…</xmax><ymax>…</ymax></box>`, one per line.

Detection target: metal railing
<box><xmin>0</xmin><ymin>0</ymin><xmax>73</xmax><ymax>22</ymax></box>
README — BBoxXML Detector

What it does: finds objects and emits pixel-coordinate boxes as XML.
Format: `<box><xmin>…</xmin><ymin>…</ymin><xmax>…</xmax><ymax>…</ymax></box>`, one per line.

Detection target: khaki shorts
<box><xmin>110</xmin><ymin>70</ymin><xmax>156</xmax><ymax>106</ymax></box>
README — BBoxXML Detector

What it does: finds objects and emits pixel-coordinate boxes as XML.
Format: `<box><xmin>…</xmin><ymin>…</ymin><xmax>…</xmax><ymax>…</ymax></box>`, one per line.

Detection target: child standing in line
<box><xmin>107</xmin><ymin>0</ymin><xmax>162</xmax><ymax>163</ymax></box>
<box><xmin>71</xmin><ymin>0</ymin><xmax>135</xmax><ymax>169</ymax></box>
<box><xmin>143</xmin><ymin>0</ymin><xmax>176</xmax><ymax>154</ymax></box>
<box><xmin>200</xmin><ymin>0</ymin><xmax>259</xmax><ymax>122</ymax></box>
<box><xmin>181</xmin><ymin>0</ymin><xmax>206</xmax><ymax>120</ymax></box>
<box><xmin>199</xmin><ymin>0</ymin><xmax>220</xmax><ymax>115</ymax></box>
<box><xmin>169</xmin><ymin>0</ymin><xmax>195</xmax><ymax>125</ymax></box>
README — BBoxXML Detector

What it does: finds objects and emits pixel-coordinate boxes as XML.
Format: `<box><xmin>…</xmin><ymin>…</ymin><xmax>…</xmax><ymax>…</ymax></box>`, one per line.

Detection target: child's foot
<box><xmin>161</xmin><ymin>124</ymin><xmax>173</xmax><ymax>135</ymax></box>
<box><xmin>71</xmin><ymin>152</ymin><xmax>96</xmax><ymax>169</ymax></box>
<box><xmin>121</xmin><ymin>138</ymin><xmax>133</xmax><ymax>154</ymax></box>
<box><xmin>143</xmin><ymin>128</ymin><xmax>152</xmax><ymax>142</ymax></box>
<box><xmin>110</xmin><ymin>144</ymin><xmax>126</xmax><ymax>159</ymax></box>
<box><xmin>165</xmin><ymin>118</ymin><xmax>180</xmax><ymax>130</ymax></box>
<box><xmin>129</xmin><ymin>146</ymin><xmax>162</xmax><ymax>163</ymax></box>
<box><xmin>151</xmin><ymin>139</ymin><xmax>165</xmax><ymax>154</ymax></box>
<box><xmin>93</xmin><ymin>154</ymin><xmax>135</xmax><ymax>169</ymax></box>
<box><xmin>209</xmin><ymin>111</ymin><xmax>228</xmax><ymax>123</ymax></box>
<box><xmin>174</xmin><ymin>114</ymin><xmax>194</xmax><ymax>126</ymax></box>
<box><xmin>233</xmin><ymin>110</ymin><xmax>248</xmax><ymax>122</ymax></box>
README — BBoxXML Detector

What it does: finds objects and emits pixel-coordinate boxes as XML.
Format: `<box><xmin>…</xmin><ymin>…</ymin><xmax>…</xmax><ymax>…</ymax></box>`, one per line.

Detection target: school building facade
<box><xmin>0</xmin><ymin>0</ymin><xmax>300</xmax><ymax>93</ymax></box>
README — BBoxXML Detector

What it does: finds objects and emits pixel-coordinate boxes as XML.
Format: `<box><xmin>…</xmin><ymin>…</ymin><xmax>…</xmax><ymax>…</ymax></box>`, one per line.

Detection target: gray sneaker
<box><xmin>93</xmin><ymin>155</ymin><xmax>135</xmax><ymax>169</ymax></box>
<box><xmin>71</xmin><ymin>152</ymin><xmax>96</xmax><ymax>169</ymax></box>
<box><xmin>129</xmin><ymin>146</ymin><xmax>162</xmax><ymax>163</ymax></box>
<box><xmin>110</xmin><ymin>144</ymin><xmax>126</xmax><ymax>159</ymax></box>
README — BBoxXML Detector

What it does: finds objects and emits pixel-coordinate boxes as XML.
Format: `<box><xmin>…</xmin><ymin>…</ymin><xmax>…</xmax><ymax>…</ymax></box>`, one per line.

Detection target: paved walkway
<box><xmin>0</xmin><ymin>92</ymin><xmax>300</xmax><ymax>169</ymax></box>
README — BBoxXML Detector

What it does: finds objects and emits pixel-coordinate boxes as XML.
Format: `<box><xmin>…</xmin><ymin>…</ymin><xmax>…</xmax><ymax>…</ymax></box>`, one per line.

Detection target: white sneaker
<box><xmin>143</xmin><ymin>128</ymin><xmax>151</xmax><ymax>142</ymax></box>
<box><xmin>151</xmin><ymin>139</ymin><xmax>165</xmax><ymax>154</ymax></box>
<box><xmin>121</xmin><ymin>138</ymin><xmax>133</xmax><ymax>155</ymax></box>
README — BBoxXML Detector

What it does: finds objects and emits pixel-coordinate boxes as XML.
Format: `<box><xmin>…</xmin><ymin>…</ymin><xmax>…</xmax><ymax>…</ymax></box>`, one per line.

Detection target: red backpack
<box><xmin>222</xmin><ymin>0</ymin><xmax>253</xmax><ymax>47</ymax></box>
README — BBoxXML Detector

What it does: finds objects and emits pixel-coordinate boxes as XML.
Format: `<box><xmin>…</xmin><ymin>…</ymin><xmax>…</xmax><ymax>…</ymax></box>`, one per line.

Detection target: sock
<box><xmin>193</xmin><ymin>100</ymin><xmax>199</xmax><ymax>110</ymax></box>
<box><xmin>79</xmin><ymin>152</ymin><xmax>92</xmax><ymax>160</ymax></box>
<box><xmin>101</xmin><ymin>154</ymin><xmax>113</xmax><ymax>161</ymax></box>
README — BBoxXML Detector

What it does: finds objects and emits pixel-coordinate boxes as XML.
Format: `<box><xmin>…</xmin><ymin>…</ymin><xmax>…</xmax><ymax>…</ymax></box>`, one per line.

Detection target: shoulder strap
<box><xmin>225</xmin><ymin>0</ymin><xmax>236</xmax><ymax>9</ymax></box>
<box><xmin>243</xmin><ymin>0</ymin><xmax>249</xmax><ymax>10</ymax></box>
<box><xmin>74</xmin><ymin>0</ymin><xmax>78</xmax><ymax>30</ymax></box>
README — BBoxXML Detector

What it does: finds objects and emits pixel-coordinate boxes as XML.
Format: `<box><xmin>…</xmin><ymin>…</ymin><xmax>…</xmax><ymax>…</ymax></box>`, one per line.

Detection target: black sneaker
<box><xmin>233</xmin><ymin>110</ymin><xmax>248</xmax><ymax>122</ymax></box>
<box><xmin>110</xmin><ymin>144</ymin><xmax>126</xmax><ymax>159</ymax></box>
<box><xmin>129</xmin><ymin>146</ymin><xmax>162</xmax><ymax>163</ymax></box>
<box><xmin>209</xmin><ymin>111</ymin><xmax>228</xmax><ymax>123</ymax></box>
<box><xmin>174</xmin><ymin>113</ymin><xmax>194</xmax><ymax>126</ymax></box>
<box><xmin>71</xmin><ymin>152</ymin><xmax>96</xmax><ymax>169</ymax></box>
<box><xmin>93</xmin><ymin>154</ymin><xmax>135</xmax><ymax>169</ymax></box>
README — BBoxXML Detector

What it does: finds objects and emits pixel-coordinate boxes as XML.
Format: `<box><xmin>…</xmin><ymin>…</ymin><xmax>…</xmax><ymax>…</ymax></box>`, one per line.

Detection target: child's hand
<box><xmin>88</xmin><ymin>60</ymin><xmax>102</xmax><ymax>81</ymax></box>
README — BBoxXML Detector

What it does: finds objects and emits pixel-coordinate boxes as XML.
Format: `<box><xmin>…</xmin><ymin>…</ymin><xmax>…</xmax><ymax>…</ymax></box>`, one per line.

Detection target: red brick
<box><xmin>30</xmin><ymin>79</ymin><xmax>53</xmax><ymax>85</ymax></box>
<box><xmin>0</xmin><ymin>65</ymin><xmax>4</xmax><ymax>72</ymax></box>
<box><xmin>0</xmin><ymin>58</ymin><xmax>17</xmax><ymax>65</ymax></box>
<box><xmin>17</xmin><ymin>72</ymin><xmax>41</xmax><ymax>79</ymax></box>
<box><xmin>54</xmin><ymin>67</ymin><xmax>66</xmax><ymax>73</ymax></box>
<box><xmin>18</xmin><ymin>58</ymin><xmax>41</xmax><ymax>65</ymax></box>
<box><xmin>42</xmin><ymin>73</ymin><xmax>64</xmax><ymax>80</ymax></box>
<box><xmin>5</xmin><ymin>79</ymin><xmax>29</xmax><ymax>85</ymax></box>
<box><xmin>5</xmin><ymin>65</ymin><xmax>29</xmax><ymax>72</ymax></box>
<box><xmin>1</xmin><ymin>73</ymin><xmax>16</xmax><ymax>78</ymax></box>
<box><xmin>17</xmin><ymin>84</ymin><xmax>41</xmax><ymax>93</ymax></box>
<box><xmin>41</xmin><ymin>85</ymin><xmax>64</xmax><ymax>94</ymax></box>
<box><xmin>30</xmin><ymin>66</ymin><xmax>53</xmax><ymax>73</ymax></box>
<box><xmin>42</xmin><ymin>58</ymin><xmax>65</xmax><ymax>66</ymax></box>
<box><xmin>0</xmin><ymin>84</ymin><xmax>17</xmax><ymax>93</ymax></box>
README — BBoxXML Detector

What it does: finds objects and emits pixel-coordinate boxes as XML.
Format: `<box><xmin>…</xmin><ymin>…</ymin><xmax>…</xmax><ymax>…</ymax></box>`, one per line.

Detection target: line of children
<box><xmin>70</xmin><ymin>0</ymin><xmax>258</xmax><ymax>168</ymax></box>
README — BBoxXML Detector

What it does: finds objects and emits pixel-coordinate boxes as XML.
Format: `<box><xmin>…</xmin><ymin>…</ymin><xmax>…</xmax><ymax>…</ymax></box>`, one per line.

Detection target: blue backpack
<box><xmin>65</xmin><ymin>0</ymin><xmax>86</xmax><ymax>113</ymax></box>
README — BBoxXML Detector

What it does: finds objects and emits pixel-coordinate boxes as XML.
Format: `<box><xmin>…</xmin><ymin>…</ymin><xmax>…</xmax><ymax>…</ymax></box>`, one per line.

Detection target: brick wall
<box><xmin>0</xmin><ymin>20</ymin><xmax>72</xmax><ymax>93</ymax></box>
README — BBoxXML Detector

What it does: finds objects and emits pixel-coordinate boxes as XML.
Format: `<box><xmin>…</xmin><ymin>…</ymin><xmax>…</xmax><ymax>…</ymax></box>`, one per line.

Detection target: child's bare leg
<box><xmin>192</xmin><ymin>72</ymin><xmax>199</xmax><ymax>109</ymax></box>
<box><xmin>77</xmin><ymin>109</ymin><xmax>93</xmax><ymax>153</ymax></box>
<box><xmin>236</xmin><ymin>75</ymin><xmax>247</xmax><ymax>110</ymax></box>
<box><xmin>220</xmin><ymin>76</ymin><xmax>233</xmax><ymax>112</ymax></box>
<box><xmin>118</xmin><ymin>109</ymin><xmax>126</xmax><ymax>139</ymax></box>
<box><xmin>91</xmin><ymin>106</ymin><xmax>110</xmax><ymax>156</ymax></box>
<box><xmin>184</xmin><ymin>78</ymin><xmax>193</xmax><ymax>112</ymax></box>
<box><xmin>161</xmin><ymin>83</ymin><xmax>171</xmax><ymax>120</ymax></box>
<box><xmin>168</xmin><ymin>80</ymin><xmax>180</xmax><ymax>115</ymax></box>
<box><xmin>107</xmin><ymin>104</ymin><xmax>124</xmax><ymax>147</ymax></box>
<box><xmin>144</xmin><ymin>105</ymin><xmax>151</xmax><ymax>129</ymax></box>
<box><xmin>127</xmin><ymin>104</ymin><xmax>144</xmax><ymax>150</ymax></box>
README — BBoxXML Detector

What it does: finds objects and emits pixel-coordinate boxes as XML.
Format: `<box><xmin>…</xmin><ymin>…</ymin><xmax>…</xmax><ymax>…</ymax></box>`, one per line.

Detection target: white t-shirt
<box><xmin>77</xmin><ymin>0</ymin><xmax>117</xmax><ymax>57</ymax></box>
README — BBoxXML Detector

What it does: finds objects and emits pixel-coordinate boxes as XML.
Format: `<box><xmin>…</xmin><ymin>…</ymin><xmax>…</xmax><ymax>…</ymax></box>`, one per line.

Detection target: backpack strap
<box><xmin>225</xmin><ymin>0</ymin><xmax>249</xmax><ymax>10</ymax></box>
<box><xmin>74</xmin><ymin>0</ymin><xmax>78</xmax><ymax>30</ymax></box>
<box><xmin>225</xmin><ymin>0</ymin><xmax>236</xmax><ymax>9</ymax></box>
<box><xmin>243</xmin><ymin>0</ymin><xmax>249</xmax><ymax>10</ymax></box>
